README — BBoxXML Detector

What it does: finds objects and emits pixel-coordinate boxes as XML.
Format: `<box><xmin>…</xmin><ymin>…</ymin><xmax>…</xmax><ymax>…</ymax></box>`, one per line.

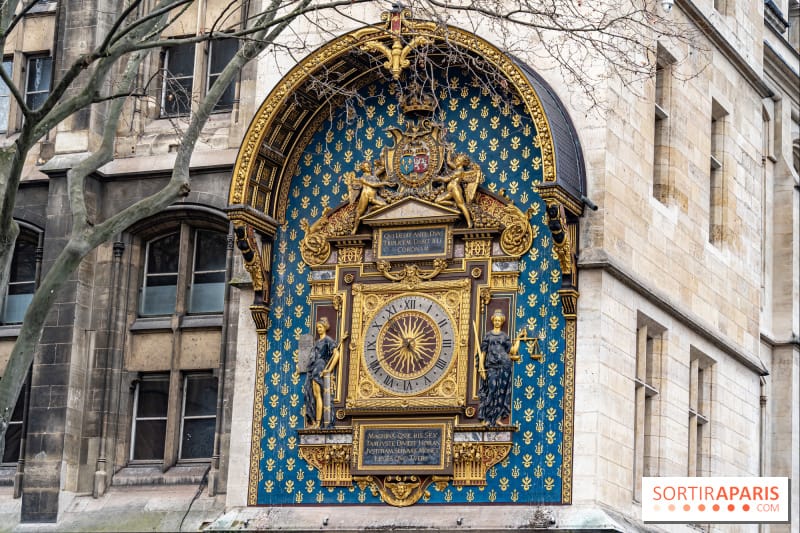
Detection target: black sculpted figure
<box><xmin>477</xmin><ymin>310</ymin><xmax>521</xmax><ymax>427</ymax></box>
<box><xmin>303</xmin><ymin>317</ymin><xmax>341</xmax><ymax>428</ymax></box>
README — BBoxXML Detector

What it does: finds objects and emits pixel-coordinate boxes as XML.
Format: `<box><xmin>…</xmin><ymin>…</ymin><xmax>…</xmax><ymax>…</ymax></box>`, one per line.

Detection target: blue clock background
<box><xmin>255</xmin><ymin>69</ymin><xmax>569</xmax><ymax>505</ymax></box>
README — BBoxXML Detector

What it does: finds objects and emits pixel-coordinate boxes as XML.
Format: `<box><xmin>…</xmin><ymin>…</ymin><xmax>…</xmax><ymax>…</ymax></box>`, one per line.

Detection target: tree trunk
<box><xmin>0</xmin><ymin>239</ymin><xmax>85</xmax><ymax>459</ymax></box>
<box><xmin>0</xmin><ymin>146</ymin><xmax>22</xmax><ymax>319</ymax></box>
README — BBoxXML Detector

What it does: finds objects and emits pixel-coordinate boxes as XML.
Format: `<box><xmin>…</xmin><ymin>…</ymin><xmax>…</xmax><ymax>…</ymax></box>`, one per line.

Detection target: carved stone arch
<box><xmin>228</xmin><ymin>13</ymin><xmax>587</xmax><ymax>227</ymax></box>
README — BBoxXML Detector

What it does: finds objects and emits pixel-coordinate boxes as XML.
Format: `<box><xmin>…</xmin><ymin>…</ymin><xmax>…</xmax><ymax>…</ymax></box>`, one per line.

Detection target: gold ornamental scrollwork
<box><xmin>498</xmin><ymin>204</ymin><xmax>534</xmax><ymax>257</ymax></box>
<box><xmin>354</xmin><ymin>475</ymin><xmax>432</xmax><ymax>507</ymax></box>
<box><xmin>300</xmin><ymin>211</ymin><xmax>332</xmax><ymax>266</ymax></box>
<box><xmin>300</xmin><ymin>205</ymin><xmax>358</xmax><ymax>266</ymax></box>
<box><xmin>298</xmin><ymin>444</ymin><xmax>353</xmax><ymax>486</ymax></box>
<box><xmin>359</xmin><ymin>8</ymin><xmax>434</xmax><ymax>81</ymax></box>
<box><xmin>376</xmin><ymin>258</ymin><xmax>448</xmax><ymax>287</ymax></box>
<box><xmin>474</xmin><ymin>194</ymin><xmax>534</xmax><ymax>258</ymax></box>
<box><xmin>452</xmin><ymin>442</ymin><xmax>512</xmax><ymax>486</ymax></box>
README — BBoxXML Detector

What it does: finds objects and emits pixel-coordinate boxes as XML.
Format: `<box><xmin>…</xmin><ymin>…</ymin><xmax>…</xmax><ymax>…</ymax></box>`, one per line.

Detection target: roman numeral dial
<box><xmin>362</xmin><ymin>294</ymin><xmax>456</xmax><ymax>395</ymax></box>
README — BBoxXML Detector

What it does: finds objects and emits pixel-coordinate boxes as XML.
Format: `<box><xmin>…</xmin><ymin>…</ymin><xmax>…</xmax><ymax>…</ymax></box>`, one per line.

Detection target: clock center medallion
<box><xmin>377</xmin><ymin>310</ymin><xmax>440</xmax><ymax>379</ymax></box>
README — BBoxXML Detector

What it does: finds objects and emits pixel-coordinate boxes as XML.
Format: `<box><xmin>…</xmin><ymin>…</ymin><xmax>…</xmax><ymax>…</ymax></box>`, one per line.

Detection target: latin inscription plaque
<box><xmin>377</xmin><ymin>227</ymin><xmax>448</xmax><ymax>259</ymax></box>
<box><xmin>353</xmin><ymin>418</ymin><xmax>454</xmax><ymax>475</ymax></box>
<box><xmin>362</xmin><ymin>428</ymin><xmax>442</xmax><ymax>466</ymax></box>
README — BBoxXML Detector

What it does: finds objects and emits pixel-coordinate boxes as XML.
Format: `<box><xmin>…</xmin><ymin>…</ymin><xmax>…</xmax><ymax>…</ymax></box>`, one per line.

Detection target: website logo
<box><xmin>642</xmin><ymin>477</ymin><xmax>790</xmax><ymax>523</ymax></box>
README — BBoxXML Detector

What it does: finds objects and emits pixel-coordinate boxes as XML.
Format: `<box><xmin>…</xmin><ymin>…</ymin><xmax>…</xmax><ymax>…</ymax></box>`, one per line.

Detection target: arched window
<box><xmin>124</xmin><ymin>216</ymin><xmax>229</xmax><ymax>471</ymax></box>
<box><xmin>2</xmin><ymin>233</ymin><xmax>37</xmax><ymax>324</ymax></box>
<box><xmin>139</xmin><ymin>228</ymin><xmax>227</xmax><ymax>316</ymax></box>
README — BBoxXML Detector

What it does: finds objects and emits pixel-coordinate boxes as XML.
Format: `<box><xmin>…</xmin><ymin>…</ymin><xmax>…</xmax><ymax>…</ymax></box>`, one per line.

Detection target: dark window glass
<box><xmin>207</xmin><ymin>38</ymin><xmax>238</xmax><ymax>112</ymax></box>
<box><xmin>188</xmin><ymin>230</ymin><xmax>226</xmax><ymax>314</ymax></box>
<box><xmin>136</xmin><ymin>378</ymin><xmax>169</xmax><ymax>418</ymax></box>
<box><xmin>183</xmin><ymin>374</ymin><xmax>217</xmax><ymax>417</ymax></box>
<box><xmin>1</xmin><ymin>384</ymin><xmax>26</xmax><ymax>464</ymax></box>
<box><xmin>180</xmin><ymin>419</ymin><xmax>215</xmax><ymax>459</ymax></box>
<box><xmin>180</xmin><ymin>374</ymin><xmax>217</xmax><ymax>459</ymax></box>
<box><xmin>162</xmin><ymin>43</ymin><xmax>195</xmax><ymax>116</ymax></box>
<box><xmin>140</xmin><ymin>233</ymin><xmax>179</xmax><ymax>316</ymax></box>
<box><xmin>0</xmin><ymin>59</ymin><xmax>12</xmax><ymax>132</ymax></box>
<box><xmin>25</xmin><ymin>56</ymin><xmax>52</xmax><ymax>110</ymax></box>
<box><xmin>3</xmin><ymin>236</ymin><xmax>37</xmax><ymax>324</ymax></box>
<box><xmin>131</xmin><ymin>375</ymin><xmax>169</xmax><ymax>461</ymax></box>
<box><xmin>132</xmin><ymin>420</ymin><xmax>167</xmax><ymax>461</ymax></box>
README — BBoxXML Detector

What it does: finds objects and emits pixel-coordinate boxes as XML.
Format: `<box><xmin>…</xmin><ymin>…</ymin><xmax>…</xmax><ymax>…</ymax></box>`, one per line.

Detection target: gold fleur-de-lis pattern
<box><xmin>255</xmin><ymin>72</ymin><xmax>567</xmax><ymax>505</ymax></box>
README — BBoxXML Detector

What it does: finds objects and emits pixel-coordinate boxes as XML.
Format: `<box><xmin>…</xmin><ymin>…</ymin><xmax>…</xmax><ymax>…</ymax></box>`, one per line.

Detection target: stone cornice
<box><xmin>579</xmin><ymin>249</ymin><xmax>768</xmax><ymax>375</ymax></box>
<box><xmin>764</xmin><ymin>0</ymin><xmax>790</xmax><ymax>34</ymax></box>
<box><xmin>764</xmin><ymin>40</ymin><xmax>800</xmax><ymax>104</ymax></box>
<box><xmin>677</xmin><ymin>0</ymin><xmax>773</xmax><ymax>98</ymax></box>
<box><xmin>760</xmin><ymin>332</ymin><xmax>800</xmax><ymax>348</ymax></box>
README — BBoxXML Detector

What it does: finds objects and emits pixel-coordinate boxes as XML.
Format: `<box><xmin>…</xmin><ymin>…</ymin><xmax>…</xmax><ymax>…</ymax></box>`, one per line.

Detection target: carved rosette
<box><xmin>298</xmin><ymin>445</ymin><xmax>353</xmax><ymax>487</ymax></box>
<box><xmin>452</xmin><ymin>442</ymin><xmax>512</xmax><ymax>486</ymax></box>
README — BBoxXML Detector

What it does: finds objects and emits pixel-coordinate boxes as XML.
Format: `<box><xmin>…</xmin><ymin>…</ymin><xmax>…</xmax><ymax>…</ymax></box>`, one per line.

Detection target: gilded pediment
<box><xmin>361</xmin><ymin>197</ymin><xmax>460</xmax><ymax>227</ymax></box>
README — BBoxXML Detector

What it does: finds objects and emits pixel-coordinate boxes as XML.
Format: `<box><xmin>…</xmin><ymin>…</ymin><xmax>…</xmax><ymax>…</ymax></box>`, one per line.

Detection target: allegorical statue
<box><xmin>434</xmin><ymin>153</ymin><xmax>472</xmax><ymax>228</ymax></box>
<box><xmin>434</xmin><ymin>152</ymin><xmax>484</xmax><ymax>228</ymax></box>
<box><xmin>303</xmin><ymin>317</ymin><xmax>346</xmax><ymax>428</ymax></box>
<box><xmin>476</xmin><ymin>310</ymin><xmax>522</xmax><ymax>427</ymax></box>
<box><xmin>345</xmin><ymin>160</ymin><xmax>395</xmax><ymax>234</ymax></box>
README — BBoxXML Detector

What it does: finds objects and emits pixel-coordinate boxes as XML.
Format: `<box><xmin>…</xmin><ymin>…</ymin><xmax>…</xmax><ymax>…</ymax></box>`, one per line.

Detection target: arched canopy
<box><xmin>228</xmin><ymin>10</ymin><xmax>587</xmax><ymax>232</ymax></box>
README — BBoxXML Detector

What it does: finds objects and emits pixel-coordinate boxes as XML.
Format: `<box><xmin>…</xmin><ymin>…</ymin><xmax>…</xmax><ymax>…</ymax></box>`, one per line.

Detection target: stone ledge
<box><xmin>206</xmin><ymin>504</ymin><xmax>664</xmax><ymax>532</ymax></box>
<box><xmin>0</xmin><ymin>466</ymin><xmax>15</xmax><ymax>486</ymax></box>
<box><xmin>112</xmin><ymin>464</ymin><xmax>210</xmax><ymax>487</ymax></box>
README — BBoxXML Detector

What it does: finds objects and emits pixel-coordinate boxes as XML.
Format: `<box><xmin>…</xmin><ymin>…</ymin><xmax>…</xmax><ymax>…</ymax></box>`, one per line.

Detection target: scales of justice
<box><xmin>291</xmin><ymin>76</ymin><xmax>551</xmax><ymax>506</ymax></box>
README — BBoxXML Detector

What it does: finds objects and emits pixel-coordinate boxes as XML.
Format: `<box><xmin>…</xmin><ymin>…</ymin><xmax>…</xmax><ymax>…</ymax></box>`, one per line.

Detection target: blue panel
<box><xmin>256</xmin><ymin>73</ymin><xmax>567</xmax><ymax>505</ymax></box>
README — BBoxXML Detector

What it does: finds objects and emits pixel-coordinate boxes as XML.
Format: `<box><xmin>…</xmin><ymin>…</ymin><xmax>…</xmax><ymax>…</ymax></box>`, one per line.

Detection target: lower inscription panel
<box><xmin>352</xmin><ymin>418</ymin><xmax>454</xmax><ymax>475</ymax></box>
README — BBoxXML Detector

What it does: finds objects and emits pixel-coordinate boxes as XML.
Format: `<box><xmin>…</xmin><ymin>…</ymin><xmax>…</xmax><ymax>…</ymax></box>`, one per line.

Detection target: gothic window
<box><xmin>709</xmin><ymin>99</ymin><xmax>729</xmax><ymax>244</ymax></box>
<box><xmin>130</xmin><ymin>371</ymin><xmax>218</xmax><ymax>462</ymax></box>
<box><xmin>179</xmin><ymin>373</ymin><xmax>218</xmax><ymax>460</ymax></box>
<box><xmin>161</xmin><ymin>37</ymin><xmax>240</xmax><ymax>117</ymax></box>
<box><xmin>188</xmin><ymin>230</ymin><xmax>227</xmax><ymax>314</ymax></box>
<box><xmin>2</xmin><ymin>233</ymin><xmax>38</xmax><ymax>324</ymax></box>
<box><xmin>130</xmin><ymin>374</ymin><xmax>169</xmax><ymax>461</ymax></box>
<box><xmin>1</xmin><ymin>381</ymin><xmax>27</xmax><ymax>464</ymax></box>
<box><xmin>24</xmin><ymin>55</ymin><xmax>52</xmax><ymax>111</ymax></box>
<box><xmin>207</xmin><ymin>38</ymin><xmax>239</xmax><ymax>113</ymax></box>
<box><xmin>161</xmin><ymin>42</ymin><xmax>195</xmax><ymax>117</ymax></box>
<box><xmin>140</xmin><ymin>233</ymin><xmax>180</xmax><ymax>316</ymax></box>
<box><xmin>652</xmin><ymin>45</ymin><xmax>675</xmax><ymax>203</ymax></box>
<box><xmin>139</xmin><ymin>228</ymin><xmax>227</xmax><ymax>317</ymax></box>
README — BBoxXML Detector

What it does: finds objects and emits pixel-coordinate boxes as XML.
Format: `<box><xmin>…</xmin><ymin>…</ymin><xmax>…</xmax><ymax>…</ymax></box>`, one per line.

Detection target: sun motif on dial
<box><xmin>378</xmin><ymin>311</ymin><xmax>440</xmax><ymax>379</ymax></box>
<box><xmin>362</xmin><ymin>294</ymin><xmax>456</xmax><ymax>396</ymax></box>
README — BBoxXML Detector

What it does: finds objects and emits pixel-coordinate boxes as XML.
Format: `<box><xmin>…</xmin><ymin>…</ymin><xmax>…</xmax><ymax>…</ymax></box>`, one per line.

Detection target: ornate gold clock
<box><xmin>363</xmin><ymin>294</ymin><xmax>455</xmax><ymax>395</ymax></box>
<box><xmin>293</xmin><ymin>70</ymin><xmax>544</xmax><ymax>505</ymax></box>
<box><xmin>346</xmin><ymin>279</ymin><xmax>471</xmax><ymax>412</ymax></box>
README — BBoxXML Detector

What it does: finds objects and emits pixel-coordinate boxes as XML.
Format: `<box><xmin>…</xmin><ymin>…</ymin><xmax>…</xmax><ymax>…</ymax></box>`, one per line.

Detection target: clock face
<box><xmin>363</xmin><ymin>294</ymin><xmax>456</xmax><ymax>395</ymax></box>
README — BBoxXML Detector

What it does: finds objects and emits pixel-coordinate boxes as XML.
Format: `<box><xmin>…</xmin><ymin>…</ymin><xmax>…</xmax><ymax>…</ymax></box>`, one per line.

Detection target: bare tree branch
<box><xmin>0</xmin><ymin>0</ymin><xmax>41</xmax><ymax>40</ymax></box>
